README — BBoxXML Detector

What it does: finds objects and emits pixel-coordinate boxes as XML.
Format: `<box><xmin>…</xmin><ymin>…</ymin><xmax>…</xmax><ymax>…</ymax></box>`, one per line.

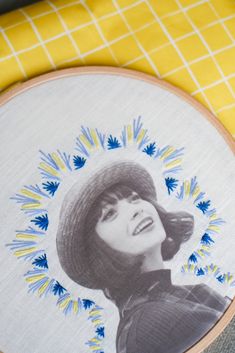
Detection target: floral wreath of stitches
<box><xmin>6</xmin><ymin>117</ymin><xmax>234</xmax><ymax>352</ymax></box>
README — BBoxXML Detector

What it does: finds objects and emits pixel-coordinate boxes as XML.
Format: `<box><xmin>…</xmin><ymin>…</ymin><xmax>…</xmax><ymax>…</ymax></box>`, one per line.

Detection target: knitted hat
<box><xmin>56</xmin><ymin>160</ymin><xmax>157</xmax><ymax>288</ymax></box>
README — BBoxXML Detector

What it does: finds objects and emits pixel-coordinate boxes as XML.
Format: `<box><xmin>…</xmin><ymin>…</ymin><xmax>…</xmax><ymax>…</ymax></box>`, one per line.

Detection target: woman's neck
<box><xmin>141</xmin><ymin>245</ymin><xmax>164</xmax><ymax>273</ymax></box>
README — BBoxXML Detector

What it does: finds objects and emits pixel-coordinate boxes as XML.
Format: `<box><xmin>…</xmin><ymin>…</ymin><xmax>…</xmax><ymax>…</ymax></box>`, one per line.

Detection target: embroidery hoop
<box><xmin>0</xmin><ymin>66</ymin><xmax>234</xmax><ymax>353</ymax></box>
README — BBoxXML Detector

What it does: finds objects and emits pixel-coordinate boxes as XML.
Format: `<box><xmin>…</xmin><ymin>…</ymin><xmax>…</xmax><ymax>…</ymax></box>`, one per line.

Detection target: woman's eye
<box><xmin>129</xmin><ymin>193</ymin><xmax>140</xmax><ymax>202</ymax></box>
<box><xmin>102</xmin><ymin>209</ymin><xmax>116</xmax><ymax>221</ymax></box>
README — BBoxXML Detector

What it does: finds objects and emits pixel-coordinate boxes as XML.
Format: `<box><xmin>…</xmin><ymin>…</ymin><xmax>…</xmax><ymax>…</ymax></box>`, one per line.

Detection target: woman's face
<box><xmin>95</xmin><ymin>191</ymin><xmax>166</xmax><ymax>255</ymax></box>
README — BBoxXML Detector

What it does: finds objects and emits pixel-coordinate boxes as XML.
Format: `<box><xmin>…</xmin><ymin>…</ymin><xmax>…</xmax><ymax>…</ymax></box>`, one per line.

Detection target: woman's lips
<box><xmin>132</xmin><ymin>217</ymin><xmax>154</xmax><ymax>236</ymax></box>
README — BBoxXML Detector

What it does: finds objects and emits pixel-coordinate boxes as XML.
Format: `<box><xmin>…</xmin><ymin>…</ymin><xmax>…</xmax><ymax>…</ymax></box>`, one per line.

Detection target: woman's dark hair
<box><xmin>84</xmin><ymin>184</ymin><xmax>194</xmax><ymax>305</ymax></box>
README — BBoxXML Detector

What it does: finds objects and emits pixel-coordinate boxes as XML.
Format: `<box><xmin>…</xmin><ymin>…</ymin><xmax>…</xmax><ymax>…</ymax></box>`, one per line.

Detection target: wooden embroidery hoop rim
<box><xmin>0</xmin><ymin>66</ymin><xmax>234</xmax><ymax>353</ymax></box>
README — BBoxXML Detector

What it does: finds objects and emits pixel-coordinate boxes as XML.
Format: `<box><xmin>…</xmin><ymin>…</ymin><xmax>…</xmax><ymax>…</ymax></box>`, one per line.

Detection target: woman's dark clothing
<box><xmin>116</xmin><ymin>269</ymin><xmax>229</xmax><ymax>353</ymax></box>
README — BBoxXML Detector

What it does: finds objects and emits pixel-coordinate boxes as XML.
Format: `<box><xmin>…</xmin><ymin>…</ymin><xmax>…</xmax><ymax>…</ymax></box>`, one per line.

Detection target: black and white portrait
<box><xmin>56</xmin><ymin>160</ymin><xmax>229</xmax><ymax>353</ymax></box>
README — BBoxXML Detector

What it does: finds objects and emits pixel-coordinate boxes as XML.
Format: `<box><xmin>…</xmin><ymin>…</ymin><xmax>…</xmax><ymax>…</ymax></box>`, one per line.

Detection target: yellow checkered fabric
<box><xmin>0</xmin><ymin>0</ymin><xmax>235</xmax><ymax>137</ymax></box>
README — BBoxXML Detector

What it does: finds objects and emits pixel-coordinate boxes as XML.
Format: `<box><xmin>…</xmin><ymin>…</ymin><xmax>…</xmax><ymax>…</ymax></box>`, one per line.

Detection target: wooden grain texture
<box><xmin>0</xmin><ymin>66</ymin><xmax>234</xmax><ymax>353</ymax></box>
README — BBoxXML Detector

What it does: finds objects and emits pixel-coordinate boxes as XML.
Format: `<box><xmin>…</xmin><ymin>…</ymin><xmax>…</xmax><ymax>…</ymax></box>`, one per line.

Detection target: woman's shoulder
<box><xmin>117</xmin><ymin>298</ymin><xmax>202</xmax><ymax>353</ymax></box>
<box><xmin>117</xmin><ymin>298</ymin><xmax>206</xmax><ymax>353</ymax></box>
<box><xmin>185</xmin><ymin>282</ymin><xmax>229</xmax><ymax>312</ymax></box>
<box><xmin>116</xmin><ymin>284</ymin><xmax>229</xmax><ymax>353</ymax></box>
<box><xmin>117</xmin><ymin>300</ymin><xmax>176</xmax><ymax>353</ymax></box>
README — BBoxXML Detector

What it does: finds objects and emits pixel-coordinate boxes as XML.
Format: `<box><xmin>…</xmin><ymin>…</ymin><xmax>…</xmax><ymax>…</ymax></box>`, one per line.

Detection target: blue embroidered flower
<box><xmin>165</xmin><ymin>177</ymin><xmax>178</xmax><ymax>194</ymax></box>
<box><xmin>107</xmin><ymin>135</ymin><xmax>121</xmax><ymax>149</ymax></box>
<box><xmin>32</xmin><ymin>254</ymin><xmax>48</xmax><ymax>269</ymax></box>
<box><xmin>196</xmin><ymin>268</ymin><xmax>205</xmax><ymax>276</ymax></box>
<box><xmin>200</xmin><ymin>233</ymin><xmax>214</xmax><ymax>245</ymax></box>
<box><xmin>188</xmin><ymin>253</ymin><xmax>198</xmax><ymax>263</ymax></box>
<box><xmin>96</xmin><ymin>326</ymin><xmax>105</xmax><ymax>338</ymax></box>
<box><xmin>31</xmin><ymin>214</ymin><xmax>49</xmax><ymax>231</ymax></box>
<box><xmin>217</xmin><ymin>275</ymin><xmax>225</xmax><ymax>283</ymax></box>
<box><xmin>82</xmin><ymin>299</ymin><xmax>95</xmax><ymax>310</ymax></box>
<box><xmin>52</xmin><ymin>281</ymin><xmax>67</xmax><ymax>296</ymax></box>
<box><xmin>42</xmin><ymin>181</ymin><xmax>60</xmax><ymax>196</ymax></box>
<box><xmin>73</xmin><ymin>156</ymin><xmax>86</xmax><ymax>169</ymax></box>
<box><xmin>196</xmin><ymin>200</ymin><xmax>211</xmax><ymax>214</ymax></box>
<box><xmin>142</xmin><ymin>142</ymin><xmax>156</xmax><ymax>156</ymax></box>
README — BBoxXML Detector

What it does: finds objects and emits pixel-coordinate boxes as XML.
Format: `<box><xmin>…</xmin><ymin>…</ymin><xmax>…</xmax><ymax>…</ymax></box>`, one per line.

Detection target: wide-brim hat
<box><xmin>56</xmin><ymin>160</ymin><xmax>157</xmax><ymax>288</ymax></box>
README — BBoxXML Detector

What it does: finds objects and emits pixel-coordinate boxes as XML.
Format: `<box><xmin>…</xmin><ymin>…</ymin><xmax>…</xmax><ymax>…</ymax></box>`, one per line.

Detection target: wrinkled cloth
<box><xmin>117</xmin><ymin>269</ymin><xmax>229</xmax><ymax>353</ymax></box>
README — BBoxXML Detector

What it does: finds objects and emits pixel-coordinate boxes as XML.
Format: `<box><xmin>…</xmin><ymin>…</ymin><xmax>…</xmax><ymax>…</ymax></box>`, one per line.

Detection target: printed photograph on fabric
<box><xmin>56</xmin><ymin>160</ymin><xmax>229</xmax><ymax>353</ymax></box>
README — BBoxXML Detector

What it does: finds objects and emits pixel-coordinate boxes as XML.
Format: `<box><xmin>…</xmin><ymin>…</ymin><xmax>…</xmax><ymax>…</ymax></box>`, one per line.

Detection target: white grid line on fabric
<box><xmin>5</xmin><ymin>21</ymin><xmax>228</xmax><ymax>82</ymax></box>
<box><xmin>111</xmin><ymin>0</ymin><xmax>161</xmax><ymax>76</ymax></box>
<box><xmin>1</xmin><ymin>5</ymin><xmax>234</xmax><ymax>44</ymax></box>
<box><xmin>47</xmin><ymin>0</ymin><xmax>82</xmax><ymax>10</ymax></box>
<box><xmin>1</xmin><ymin>9</ymin><xmax>234</xmax><ymax>85</ymax></box>
<box><xmin>0</xmin><ymin>19</ymin><xmax>182</xmax><ymax>64</ymax></box>
<box><xmin>1</xmin><ymin>0</ymin><xmax>235</xmax><ymax>42</ymax></box>
<box><xmin>217</xmin><ymin>102</ymin><xmax>235</xmax><ymax>113</ymax></box>
<box><xmin>79</xmin><ymin>43</ymin><xmax>114</xmax><ymax>58</ymax></box>
<box><xmin>123</xmin><ymin>39</ymin><xmax>235</xmax><ymax>72</ymax></box>
<box><xmin>55</xmin><ymin>18</ymin><xmax>162</xmax><ymax>60</ymax></box>
<box><xmin>176</xmin><ymin>0</ymin><xmax>235</xmax><ymax>101</ymax></box>
<box><xmin>192</xmin><ymin>72</ymin><xmax>235</xmax><ymax>96</ymax></box>
<box><xmin>0</xmin><ymin>0</ymin><xmax>143</xmax><ymax>31</ymax></box>
<box><xmin>0</xmin><ymin>19</ymin><xmax>157</xmax><ymax>63</ymax></box>
<box><xmin>208</xmin><ymin>1</ymin><xmax>235</xmax><ymax>99</ymax></box>
<box><xmin>0</xmin><ymin>28</ymin><xmax>28</xmax><ymax>79</ymax></box>
<box><xmin>122</xmin><ymin>41</ymin><xmax>235</xmax><ymax>95</ymax></box>
<box><xmin>19</xmin><ymin>8</ymin><xmax>57</xmax><ymax>69</ymax></box>
<box><xmin>159</xmin><ymin>0</ymin><xmax>210</xmax><ymax>19</ymax></box>
<box><xmin>0</xmin><ymin>2</ymin><xmax>234</xmax><ymax>64</ymax></box>
<box><xmin>46</xmin><ymin>0</ymin><xmax>86</xmax><ymax>64</ymax></box>
<box><xmin>199</xmin><ymin>12</ymin><xmax>235</xmax><ymax>31</ymax></box>
<box><xmin>208</xmin><ymin>1</ymin><xmax>235</xmax><ymax>43</ymax></box>
<box><xmin>0</xmin><ymin>0</ymin><xmax>152</xmax><ymax>63</ymax></box>
<box><xmin>193</xmin><ymin>41</ymin><xmax>235</xmax><ymax>56</ymax></box>
<box><xmin>143</xmin><ymin>0</ymin><xmax>217</xmax><ymax>114</ymax></box>
<box><xmin>2</xmin><ymin>18</ymin><xmax>233</xmax><ymax>66</ymax></box>
<box><xmin>81</xmin><ymin>2</ymin><xmax>119</xmax><ymax>65</ymax></box>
